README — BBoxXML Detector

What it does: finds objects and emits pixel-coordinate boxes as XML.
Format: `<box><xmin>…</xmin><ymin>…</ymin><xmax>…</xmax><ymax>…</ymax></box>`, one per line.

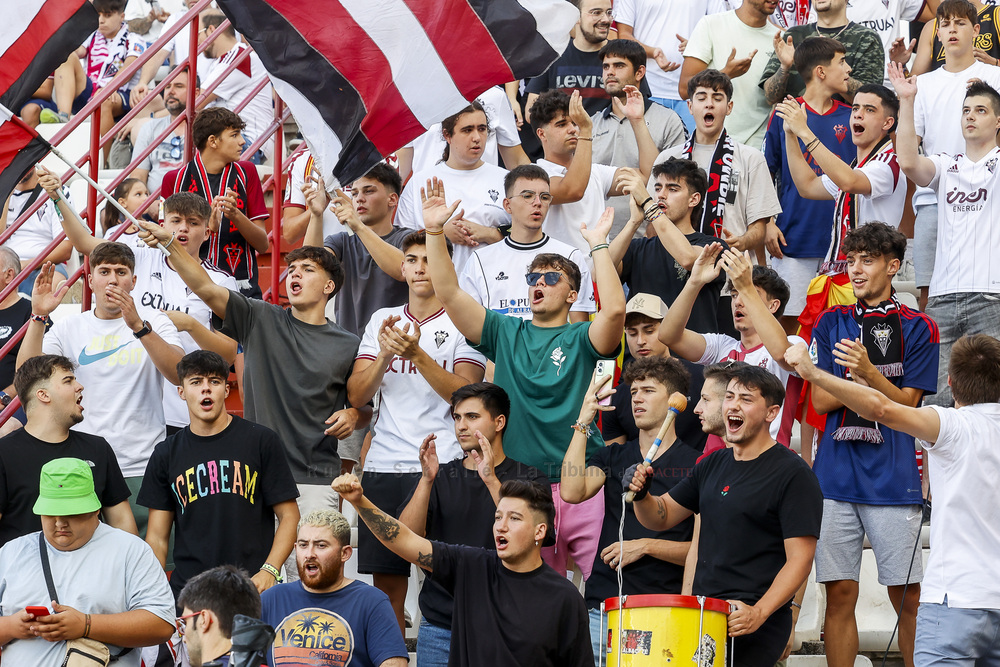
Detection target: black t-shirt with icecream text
<box><xmin>669</xmin><ymin>444</ymin><xmax>822</xmax><ymax>603</ymax></box>
<box><xmin>0</xmin><ymin>429</ymin><xmax>130</xmax><ymax>546</ymax></box>
<box><xmin>136</xmin><ymin>415</ymin><xmax>299</xmax><ymax>596</ymax></box>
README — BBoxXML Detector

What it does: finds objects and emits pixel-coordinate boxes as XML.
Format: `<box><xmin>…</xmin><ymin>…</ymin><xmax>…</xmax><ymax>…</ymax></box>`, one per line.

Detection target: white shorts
<box><xmin>770</xmin><ymin>256</ymin><xmax>822</xmax><ymax>317</ymax></box>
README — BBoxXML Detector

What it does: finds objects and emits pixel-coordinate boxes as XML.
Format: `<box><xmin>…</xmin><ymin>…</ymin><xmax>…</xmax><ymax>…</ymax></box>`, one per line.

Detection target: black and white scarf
<box><xmin>826</xmin><ymin>135</ymin><xmax>895</xmax><ymax>267</ymax></box>
<box><xmin>682</xmin><ymin>129</ymin><xmax>736</xmax><ymax>238</ymax></box>
<box><xmin>832</xmin><ymin>294</ymin><xmax>905</xmax><ymax>443</ymax></box>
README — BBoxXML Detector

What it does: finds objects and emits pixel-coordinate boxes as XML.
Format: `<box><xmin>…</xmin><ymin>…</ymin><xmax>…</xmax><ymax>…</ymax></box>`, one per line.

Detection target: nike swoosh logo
<box><xmin>78</xmin><ymin>342</ymin><xmax>131</xmax><ymax>365</ymax></box>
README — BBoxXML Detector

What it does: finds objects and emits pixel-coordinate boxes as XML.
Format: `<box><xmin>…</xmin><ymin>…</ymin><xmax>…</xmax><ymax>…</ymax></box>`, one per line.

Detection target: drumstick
<box><xmin>624</xmin><ymin>392</ymin><xmax>687</xmax><ymax>504</ymax></box>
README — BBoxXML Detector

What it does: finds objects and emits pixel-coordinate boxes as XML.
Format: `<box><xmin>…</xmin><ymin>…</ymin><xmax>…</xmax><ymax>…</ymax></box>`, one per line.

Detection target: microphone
<box><xmin>624</xmin><ymin>392</ymin><xmax>688</xmax><ymax>503</ymax></box>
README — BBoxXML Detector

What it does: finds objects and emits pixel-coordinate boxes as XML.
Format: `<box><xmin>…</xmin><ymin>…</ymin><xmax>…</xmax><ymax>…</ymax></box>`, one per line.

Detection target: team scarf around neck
<box><xmin>826</xmin><ymin>135</ymin><xmax>895</xmax><ymax>266</ymax></box>
<box><xmin>176</xmin><ymin>152</ymin><xmax>249</xmax><ymax>273</ymax></box>
<box><xmin>832</xmin><ymin>293</ymin><xmax>905</xmax><ymax>444</ymax></box>
<box><xmin>683</xmin><ymin>129</ymin><xmax>735</xmax><ymax>238</ymax></box>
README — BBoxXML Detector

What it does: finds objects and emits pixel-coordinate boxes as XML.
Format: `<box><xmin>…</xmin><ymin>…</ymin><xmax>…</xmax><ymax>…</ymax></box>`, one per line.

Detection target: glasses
<box><xmin>168</xmin><ymin>135</ymin><xmax>183</xmax><ymax>161</ymax></box>
<box><xmin>516</xmin><ymin>190</ymin><xmax>553</xmax><ymax>204</ymax></box>
<box><xmin>526</xmin><ymin>271</ymin><xmax>563</xmax><ymax>287</ymax></box>
<box><xmin>176</xmin><ymin>610</ymin><xmax>202</xmax><ymax>637</ymax></box>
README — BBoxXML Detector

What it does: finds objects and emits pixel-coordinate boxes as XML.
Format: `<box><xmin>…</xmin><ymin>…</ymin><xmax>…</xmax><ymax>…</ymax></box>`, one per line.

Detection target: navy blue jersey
<box><xmin>763</xmin><ymin>99</ymin><xmax>856</xmax><ymax>258</ymax></box>
<box><xmin>812</xmin><ymin>304</ymin><xmax>939</xmax><ymax>504</ymax></box>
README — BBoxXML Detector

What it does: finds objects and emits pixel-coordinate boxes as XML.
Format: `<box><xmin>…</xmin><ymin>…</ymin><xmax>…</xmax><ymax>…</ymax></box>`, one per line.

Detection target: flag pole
<box><xmin>1</xmin><ymin>106</ymin><xmax>168</xmax><ymax>256</ymax></box>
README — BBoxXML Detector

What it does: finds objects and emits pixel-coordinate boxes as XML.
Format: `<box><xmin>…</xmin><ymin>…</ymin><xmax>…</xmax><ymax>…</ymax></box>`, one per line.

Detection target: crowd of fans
<box><xmin>1</xmin><ymin>0</ymin><xmax>1000</xmax><ymax>666</ymax></box>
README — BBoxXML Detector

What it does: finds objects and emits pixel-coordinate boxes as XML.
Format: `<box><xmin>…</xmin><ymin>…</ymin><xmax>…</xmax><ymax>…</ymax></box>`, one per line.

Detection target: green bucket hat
<box><xmin>32</xmin><ymin>458</ymin><xmax>101</xmax><ymax>517</ymax></box>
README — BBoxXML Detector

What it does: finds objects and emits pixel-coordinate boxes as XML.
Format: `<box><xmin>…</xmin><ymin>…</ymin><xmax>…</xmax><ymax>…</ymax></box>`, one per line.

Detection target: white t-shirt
<box><xmin>133</xmin><ymin>245</ymin><xmax>238</xmax><ymax>427</ymax></box>
<box><xmin>5</xmin><ymin>190</ymin><xmax>65</xmax><ymax>262</ymax></box>
<box><xmin>157</xmin><ymin>9</ymin><xmax>212</xmax><ymax>74</ymax></box>
<box><xmin>926</xmin><ymin>148</ymin><xmax>1000</xmax><ymax>297</ymax></box>
<box><xmin>684</xmin><ymin>11</ymin><xmax>778</xmax><ymax>148</ymax></box>
<box><xmin>697</xmin><ymin>333</ymin><xmax>805</xmax><ymax>446</ymax></box>
<box><xmin>407</xmin><ymin>86</ymin><xmax>521</xmax><ymax>173</ymax></box>
<box><xmin>357</xmin><ymin>305</ymin><xmax>486</xmax><ymax>473</ymax></box>
<box><xmin>537</xmin><ymin>159</ymin><xmax>617</xmax><ymax>264</ymax></box>
<box><xmin>922</xmin><ymin>403</ymin><xmax>1000</xmax><ymax>609</ymax></box>
<box><xmin>203</xmin><ymin>42</ymin><xmax>274</xmax><ymax>154</ymax></box>
<box><xmin>395</xmin><ymin>162</ymin><xmax>510</xmax><ymax>270</ymax></box>
<box><xmin>459</xmin><ymin>235</ymin><xmax>597</xmax><ymax>319</ymax></box>
<box><xmin>913</xmin><ymin>61</ymin><xmax>1000</xmax><ymax>207</ymax></box>
<box><xmin>42</xmin><ymin>309</ymin><xmax>181</xmax><ymax>477</ymax></box>
<box><xmin>713</xmin><ymin>0</ymin><xmax>812</xmax><ymax>29</ymax></box>
<box><xmin>0</xmin><ymin>523</ymin><xmax>175</xmax><ymax>667</ymax></box>
<box><xmin>821</xmin><ymin>148</ymin><xmax>905</xmax><ymax>228</ymax></box>
<box><xmin>282</xmin><ymin>148</ymin><xmax>343</xmax><ymax>239</ymax></box>
<box><xmin>613</xmin><ymin>0</ymin><xmax>708</xmax><ymax>101</ymax></box>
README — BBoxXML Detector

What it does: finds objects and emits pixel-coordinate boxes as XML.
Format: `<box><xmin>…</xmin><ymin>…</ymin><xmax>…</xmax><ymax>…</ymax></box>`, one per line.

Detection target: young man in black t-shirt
<box><xmin>610</xmin><ymin>159</ymin><xmax>728</xmax><ymax>335</ymax></box>
<box><xmin>0</xmin><ymin>247</ymin><xmax>32</xmax><ymax>408</ymax></box>
<box><xmin>138</xmin><ymin>350</ymin><xmax>300</xmax><ymax>598</ymax></box>
<box><xmin>335</xmin><ymin>475</ymin><xmax>593</xmax><ymax>667</ymax></box>
<box><xmin>562</xmin><ymin>356</ymin><xmax>700</xmax><ymax>664</ymax></box>
<box><xmin>629</xmin><ymin>364</ymin><xmax>822</xmax><ymax>667</ymax></box>
<box><xmin>0</xmin><ymin>355</ymin><xmax>134</xmax><ymax>545</ymax></box>
<box><xmin>398</xmin><ymin>383</ymin><xmax>547</xmax><ymax>667</ymax></box>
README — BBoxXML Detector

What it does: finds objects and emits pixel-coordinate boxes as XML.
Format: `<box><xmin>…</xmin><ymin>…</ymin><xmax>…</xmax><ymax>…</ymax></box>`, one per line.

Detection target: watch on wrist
<box><xmin>132</xmin><ymin>320</ymin><xmax>153</xmax><ymax>339</ymax></box>
<box><xmin>0</xmin><ymin>392</ymin><xmax>11</xmax><ymax>408</ymax></box>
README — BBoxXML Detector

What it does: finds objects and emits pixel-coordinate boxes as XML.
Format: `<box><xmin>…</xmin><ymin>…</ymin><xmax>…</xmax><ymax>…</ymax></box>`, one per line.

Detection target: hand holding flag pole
<box><xmin>624</xmin><ymin>393</ymin><xmax>688</xmax><ymax>503</ymax></box>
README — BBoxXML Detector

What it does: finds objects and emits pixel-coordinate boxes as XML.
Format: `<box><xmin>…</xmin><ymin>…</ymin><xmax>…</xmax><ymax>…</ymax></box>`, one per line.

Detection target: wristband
<box><xmin>83</xmin><ymin>613</ymin><xmax>92</xmax><ymax>638</ymax></box>
<box><xmin>570</xmin><ymin>420</ymin><xmax>593</xmax><ymax>437</ymax></box>
<box><xmin>639</xmin><ymin>196</ymin><xmax>653</xmax><ymax>209</ymax></box>
<box><xmin>589</xmin><ymin>243</ymin><xmax>609</xmax><ymax>256</ymax></box>
<box><xmin>260</xmin><ymin>563</ymin><xmax>283</xmax><ymax>582</ymax></box>
<box><xmin>425</xmin><ymin>228</ymin><xmax>445</xmax><ymax>236</ymax></box>
<box><xmin>577</xmin><ymin>136</ymin><xmax>593</xmax><ymax>141</ymax></box>
<box><xmin>30</xmin><ymin>313</ymin><xmax>47</xmax><ymax>324</ymax></box>
<box><xmin>49</xmin><ymin>194</ymin><xmax>61</xmax><ymax>205</ymax></box>
<box><xmin>805</xmin><ymin>137</ymin><xmax>820</xmax><ymax>152</ymax></box>
<box><xmin>790</xmin><ymin>601</ymin><xmax>802</xmax><ymax>609</ymax></box>
<box><xmin>161</xmin><ymin>232</ymin><xmax>176</xmax><ymax>251</ymax></box>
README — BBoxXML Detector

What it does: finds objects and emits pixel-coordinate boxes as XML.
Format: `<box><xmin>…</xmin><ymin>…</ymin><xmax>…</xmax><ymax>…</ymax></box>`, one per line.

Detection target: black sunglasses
<box><xmin>526</xmin><ymin>271</ymin><xmax>563</xmax><ymax>286</ymax></box>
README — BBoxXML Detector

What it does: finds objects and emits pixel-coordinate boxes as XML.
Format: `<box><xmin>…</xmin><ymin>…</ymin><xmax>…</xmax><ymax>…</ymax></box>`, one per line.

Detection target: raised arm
<box><xmin>15</xmin><ymin>264</ymin><xmax>68</xmax><ymax>369</ymax></box>
<box><xmin>398</xmin><ymin>434</ymin><xmax>439</xmax><ymax>536</ymax></box>
<box><xmin>37</xmin><ymin>168</ymin><xmax>101</xmax><ymax>257</ymax></box>
<box><xmin>584</xmin><ymin>208</ymin><xmax>626</xmax><ymax>357</ymax></box>
<box><xmin>763</xmin><ymin>33</ymin><xmax>796</xmax><ymax>106</ymax></box>
<box><xmin>720</xmin><ymin>248</ymin><xmax>794</xmax><ymax>370</ymax></box>
<box><xmin>887</xmin><ymin>62</ymin><xmax>936</xmax><ymax>187</ymax></box>
<box><xmin>657</xmin><ymin>244</ymin><xmax>722</xmax><ymax>361</ymax></box>
<box><xmin>784</xmin><ymin>342</ymin><xmax>942</xmax><ymax>443</ymax></box>
<box><xmin>560</xmin><ymin>374</ymin><xmax>612</xmax><ymax>503</ymax></box>
<box><xmin>334</xmin><ymin>474</ymin><xmax>436</xmax><ymax>572</ymax></box>
<box><xmin>609</xmin><ymin>198</ymin><xmax>644</xmax><ymax>272</ymax></box>
<box><xmin>287</xmin><ymin>177</ymin><xmax>331</xmax><ymax>246</ymax></box>
<box><xmin>775</xmin><ymin>97</ymin><xmax>864</xmax><ymax>197</ymax></box>
<box><xmin>620</xmin><ymin>170</ymin><xmax>700</xmax><ymax>269</ymax></box>
<box><xmin>422</xmin><ymin>178</ymin><xmax>487</xmax><ymax>345</ymax></box>
<box><xmin>619</xmin><ymin>85</ymin><xmax>658</xmax><ymax>182</ymax></box>
<box><xmin>161</xmin><ymin>311</ymin><xmax>238</xmax><ymax>364</ymax></box>
<box><xmin>330</xmin><ymin>189</ymin><xmax>405</xmax><ymax>281</ymax></box>
<box><xmin>546</xmin><ymin>91</ymin><xmax>593</xmax><ymax>205</ymax></box>
<box><xmin>137</xmin><ymin>220</ymin><xmax>232</xmax><ymax>319</ymax></box>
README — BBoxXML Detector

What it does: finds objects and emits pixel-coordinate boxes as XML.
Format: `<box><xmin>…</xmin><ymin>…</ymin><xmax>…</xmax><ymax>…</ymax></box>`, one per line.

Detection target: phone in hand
<box><xmin>594</xmin><ymin>359</ymin><xmax>615</xmax><ymax>406</ymax></box>
<box><xmin>25</xmin><ymin>606</ymin><xmax>50</xmax><ymax>617</ymax></box>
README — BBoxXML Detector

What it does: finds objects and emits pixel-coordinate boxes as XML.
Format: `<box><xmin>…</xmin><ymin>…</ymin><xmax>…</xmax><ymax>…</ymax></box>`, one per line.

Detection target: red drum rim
<box><xmin>603</xmin><ymin>594</ymin><xmax>731</xmax><ymax>615</ymax></box>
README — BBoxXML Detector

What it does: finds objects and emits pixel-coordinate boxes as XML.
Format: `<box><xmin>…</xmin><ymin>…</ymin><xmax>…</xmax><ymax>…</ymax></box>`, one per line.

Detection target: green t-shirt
<box><xmin>759</xmin><ymin>22</ymin><xmax>885</xmax><ymax>102</ymax></box>
<box><xmin>472</xmin><ymin>309</ymin><xmax>616</xmax><ymax>482</ymax></box>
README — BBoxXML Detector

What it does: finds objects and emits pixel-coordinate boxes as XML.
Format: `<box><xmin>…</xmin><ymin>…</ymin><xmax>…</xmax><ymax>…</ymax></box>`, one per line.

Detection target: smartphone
<box><xmin>25</xmin><ymin>606</ymin><xmax>50</xmax><ymax>617</ymax></box>
<box><xmin>594</xmin><ymin>359</ymin><xmax>615</xmax><ymax>406</ymax></box>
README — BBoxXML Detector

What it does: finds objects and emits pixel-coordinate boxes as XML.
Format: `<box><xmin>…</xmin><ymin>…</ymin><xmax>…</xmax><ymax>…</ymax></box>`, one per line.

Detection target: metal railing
<box><xmin>0</xmin><ymin>0</ymin><xmax>299</xmax><ymax>423</ymax></box>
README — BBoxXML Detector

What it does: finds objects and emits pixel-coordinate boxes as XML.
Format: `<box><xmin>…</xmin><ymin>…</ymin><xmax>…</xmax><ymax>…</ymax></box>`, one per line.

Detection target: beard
<box><xmin>297</xmin><ymin>558</ymin><xmax>342</xmax><ymax>590</ymax></box>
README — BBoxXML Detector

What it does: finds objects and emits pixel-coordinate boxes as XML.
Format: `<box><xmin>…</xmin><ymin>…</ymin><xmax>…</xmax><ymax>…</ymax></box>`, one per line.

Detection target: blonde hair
<box><xmin>298</xmin><ymin>509</ymin><xmax>351</xmax><ymax>546</ymax></box>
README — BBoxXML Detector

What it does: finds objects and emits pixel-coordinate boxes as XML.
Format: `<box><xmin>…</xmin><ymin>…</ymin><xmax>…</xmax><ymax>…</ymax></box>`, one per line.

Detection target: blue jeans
<box><xmin>924</xmin><ymin>292</ymin><xmax>1000</xmax><ymax>406</ymax></box>
<box><xmin>650</xmin><ymin>96</ymin><xmax>696</xmax><ymax>135</ymax></box>
<box><xmin>589</xmin><ymin>607</ymin><xmax>605</xmax><ymax>666</ymax></box>
<box><xmin>416</xmin><ymin>618</ymin><xmax>451</xmax><ymax>667</ymax></box>
<box><xmin>915</xmin><ymin>598</ymin><xmax>1000</xmax><ymax>666</ymax></box>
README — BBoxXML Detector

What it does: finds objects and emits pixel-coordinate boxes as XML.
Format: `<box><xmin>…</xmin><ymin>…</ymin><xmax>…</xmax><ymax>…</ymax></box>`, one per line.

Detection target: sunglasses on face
<box><xmin>525</xmin><ymin>271</ymin><xmax>563</xmax><ymax>286</ymax></box>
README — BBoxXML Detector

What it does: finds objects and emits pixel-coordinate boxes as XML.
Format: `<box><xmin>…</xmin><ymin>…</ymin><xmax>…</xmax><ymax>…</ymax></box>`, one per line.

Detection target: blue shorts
<box><xmin>24</xmin><ymin>77</ymin><xmax>94</xmax><ymax>116</ymax></box>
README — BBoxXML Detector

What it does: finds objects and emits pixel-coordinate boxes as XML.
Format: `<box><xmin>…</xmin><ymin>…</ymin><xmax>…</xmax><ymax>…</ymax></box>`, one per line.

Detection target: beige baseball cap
<box><xmin>625</xmin><ymin>293</ymin><xmax>666</xmax><ymax>320</ymax></box>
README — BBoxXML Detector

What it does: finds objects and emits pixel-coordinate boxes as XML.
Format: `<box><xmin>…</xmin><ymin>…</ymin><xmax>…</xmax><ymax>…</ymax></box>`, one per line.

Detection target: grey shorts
<box><xmin>913</xmin><ymin>203</ymin><xmax>937</xmax><ymax>289</ymax></box>
<box><xmin>338</xmin><ymin>425</ymin><xmax>367</xmax><ymax>464</ymax></box>
<box><xmin>770</xmin><ymin>256</ymin><xmax>822</xmax><ymax>317</ymax></box>
<box><xmin>815</xmin><ymin>499</ymin><xmax>923</xmax><ymax>586</ymax></box>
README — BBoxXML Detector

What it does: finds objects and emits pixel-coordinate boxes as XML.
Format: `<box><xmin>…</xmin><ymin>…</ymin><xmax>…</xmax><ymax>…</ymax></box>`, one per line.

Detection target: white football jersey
<box><xmin>358</xmin><ymin>305</ymin><xmax>487</xmax><ymax>473</ymax></box>
<box><xmin>283</xmin><ymin>149</ymin><xmax>343</xmax><ymax>239</ymax></box>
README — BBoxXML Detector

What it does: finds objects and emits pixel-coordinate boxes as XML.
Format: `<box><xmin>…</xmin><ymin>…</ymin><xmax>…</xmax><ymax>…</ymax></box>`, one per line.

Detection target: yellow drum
<box><xmin>603</xmin><ymin>594</ymin><xmax>730</xmax><ymax>666</ymax></box>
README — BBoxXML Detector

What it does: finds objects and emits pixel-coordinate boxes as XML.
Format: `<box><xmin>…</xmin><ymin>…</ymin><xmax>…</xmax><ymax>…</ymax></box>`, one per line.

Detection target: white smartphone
<box><xmin>594</xmin><ymin>359</ymin><xmax>615</xmax><ymax>406</ymax></box>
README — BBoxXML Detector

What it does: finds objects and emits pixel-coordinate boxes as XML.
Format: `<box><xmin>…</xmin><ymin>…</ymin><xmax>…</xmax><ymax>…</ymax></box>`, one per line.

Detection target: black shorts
<box><xmin>731</xmin><ymin>603</ymin><xmax>792</xmax><ymax>667</ymax></box>
<box><xmin>357</xmin><ymin>471</ymin><xmax>422</xmax><ymax>575</ymax></box>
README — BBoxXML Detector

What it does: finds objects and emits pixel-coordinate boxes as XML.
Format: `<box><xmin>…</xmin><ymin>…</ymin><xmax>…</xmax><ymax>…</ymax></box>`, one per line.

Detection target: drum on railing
<box><xmin>602</xmin><ymin>594</ymin><xmax>730</xmax><ymax>666</ymax></box>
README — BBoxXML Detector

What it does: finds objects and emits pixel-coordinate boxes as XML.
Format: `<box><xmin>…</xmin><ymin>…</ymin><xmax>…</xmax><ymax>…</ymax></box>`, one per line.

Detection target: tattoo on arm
<box><xmin>656</xmin><ymin>497</ymin><xmax>667</xmax><ymax>520</ymax></box>
<box><xmin>764</xmin><ymin>68</ymin><xmax>791</xmax><ymax>105</ymax></box>
<box><xmin>846</xmin><ymin>77</ymin><xmax>863</xmax><ymax>97</ymax></box>
<box><xmin>358</xmin><ymin>507</ymin><xmax>400</xmax><ymax>542</ymax></box>
<box><xmin>417</xmin><ymin>551</ymin><xmax>433</xmax><ymax>571</ymax></box>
